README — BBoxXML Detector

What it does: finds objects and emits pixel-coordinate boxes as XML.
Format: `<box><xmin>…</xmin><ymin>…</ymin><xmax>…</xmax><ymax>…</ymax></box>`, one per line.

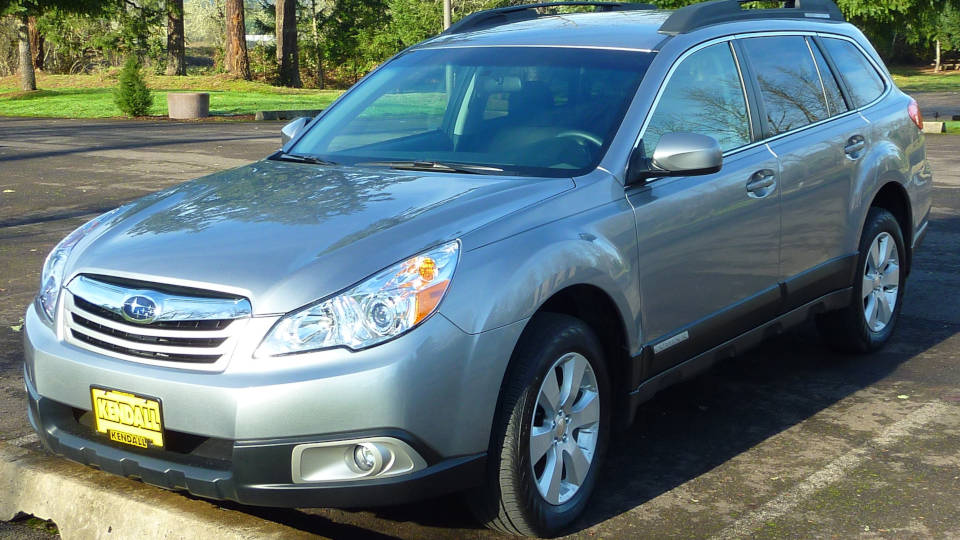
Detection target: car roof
<box><xmin>417</xmin><ymin>10</ymin><xmax>672</xmax><ymax>52</ymax></box>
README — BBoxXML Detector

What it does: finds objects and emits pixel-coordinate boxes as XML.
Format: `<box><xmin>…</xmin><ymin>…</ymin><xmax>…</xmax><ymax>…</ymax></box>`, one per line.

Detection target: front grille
<box><xmin>62</xmin><ymin>275</ymin><xmax>252</xmax><ymax>369</ymax></box>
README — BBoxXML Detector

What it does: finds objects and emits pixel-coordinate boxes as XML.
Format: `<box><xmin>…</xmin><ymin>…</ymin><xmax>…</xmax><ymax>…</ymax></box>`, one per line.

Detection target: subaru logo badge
<box><xmin>121</xmin><ymin>295</ymin><xmax>159</xmax><ymax>324</ymax></box>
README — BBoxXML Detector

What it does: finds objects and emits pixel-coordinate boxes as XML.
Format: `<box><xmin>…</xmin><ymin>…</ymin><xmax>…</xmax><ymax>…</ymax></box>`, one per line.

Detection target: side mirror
<box><xmin>281</xmin><ymin>117</ymin><xmax>311</xmax><ymax>146</ymax></box>
<box><xmin>627</xmin><ymin>132</ymin><xmax>723</xmax><ymax>185</ymax></box>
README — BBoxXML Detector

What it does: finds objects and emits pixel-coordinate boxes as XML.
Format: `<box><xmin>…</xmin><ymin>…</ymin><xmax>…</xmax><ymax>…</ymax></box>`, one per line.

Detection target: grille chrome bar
<box><xmin>61</xmin><ymin>275</ymin><xmax>252</xmax><ymax>370</ymax></box>
<box><xmin>66</xmin><ymin>275</ymin><xmax>252</xmax><ymax>323</ymax></box>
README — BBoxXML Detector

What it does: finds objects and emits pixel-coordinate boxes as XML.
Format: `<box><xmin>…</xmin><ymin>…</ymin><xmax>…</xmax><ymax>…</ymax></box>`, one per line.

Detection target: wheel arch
<box><xmin>868</xmin><ymin>180</ymin><xmax>914</xmax><ymax>273</ymax></box>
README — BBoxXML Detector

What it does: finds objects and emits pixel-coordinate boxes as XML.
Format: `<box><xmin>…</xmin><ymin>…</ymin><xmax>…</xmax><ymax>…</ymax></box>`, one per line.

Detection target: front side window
<box><xmin>643</xmin><ymin>42</ymin><xmax>751</xmax><ymax>153</ymax></box>
<box><xmin>821</xmin><ymin>38</ymin><xmax>886</xmax><ymax>107</ymax></box>
<box><xmin>290</xmin><ymin>47</ymin><xmax>655</xmax><ymax>178</ymax></box>
<box><xmin>741</xmin><ymin>36</ymin><xmax>833</xmax><ymax>135</ymax></box>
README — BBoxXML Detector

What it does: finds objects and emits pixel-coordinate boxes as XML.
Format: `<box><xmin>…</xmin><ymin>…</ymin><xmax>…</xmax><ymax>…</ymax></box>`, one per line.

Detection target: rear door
<box><xmin>738</xmin><ymin>35</ymin><xmax>870</xmax><ymax>310</ymax></box>
<box><xmin>627</xmin><ymin>41</ymin><xmax>782</xmax><ymax>375</ymax></box>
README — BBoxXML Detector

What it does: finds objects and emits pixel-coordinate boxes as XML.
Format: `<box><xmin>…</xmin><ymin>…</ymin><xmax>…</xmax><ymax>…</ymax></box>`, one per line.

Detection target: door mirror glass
<box><xmin>281</xmin><ymin>117</ymin><xmax>311</xmax><ymax>146</ymax></box>
<box><xmin>628</xmin><ymin>132</ymin><xmax>722</xmax><ymax>184</ymax></box>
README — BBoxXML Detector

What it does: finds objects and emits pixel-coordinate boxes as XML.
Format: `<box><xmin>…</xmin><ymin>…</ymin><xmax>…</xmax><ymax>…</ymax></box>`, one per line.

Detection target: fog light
<box><xmin>353</xmin><ymin>444</ymin><xmax>378</xmax><ymax>472</ymax></box>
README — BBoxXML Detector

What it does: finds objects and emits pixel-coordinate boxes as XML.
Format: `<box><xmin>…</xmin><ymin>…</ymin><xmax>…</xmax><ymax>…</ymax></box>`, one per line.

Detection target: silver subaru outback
<box><xmin>24</xmin><ymin>0</ymin><xmax>932</xmax><ymax>536</ymax></box>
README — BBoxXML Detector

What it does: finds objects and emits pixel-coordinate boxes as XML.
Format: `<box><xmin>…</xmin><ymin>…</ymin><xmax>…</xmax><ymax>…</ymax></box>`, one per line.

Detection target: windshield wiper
<box><xmin>272</xmin><ymin>152</ymin><xmax>337</xmax><ymax>166</ymax></box>
<box><xmin>356</xmin><ymin>160</ymin><xmax>504</xmax><ymax>175</ymax></box>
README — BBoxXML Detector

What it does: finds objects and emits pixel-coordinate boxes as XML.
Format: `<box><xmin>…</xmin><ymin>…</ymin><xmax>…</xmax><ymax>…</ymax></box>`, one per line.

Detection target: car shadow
<box><xmin>215</xmin><ymin>310</ymin><xmax>958</xmax><ymax>539</ymax></box>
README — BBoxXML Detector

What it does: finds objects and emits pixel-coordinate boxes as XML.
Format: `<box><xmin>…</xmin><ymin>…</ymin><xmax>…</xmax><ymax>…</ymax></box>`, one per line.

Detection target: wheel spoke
<box><xmin>569</xmin><ymin>391</ymin><xmax>599</xmax><ymax>430</ymax></box>
<box><xmin>881</xmin><ymin>262</ymin><xmax>900</xmax><ymax>289</ymax></box>
<box><xmin>560</xmin><ymin>354</ymin><xmax>586</xmax><ymax>409</ymax></box>
<box><xmin>868</xmin><ymin>238</ymin><xmax>881</xmax><ymax>272</ymax></box>
<box><xmin>529</xmin><ymin>425</ymin><xmax>555</xmax><ymax>465</ymax></box>
<box><xmin>537</xmin><ymin>446</ymin><xmax>563</xmax><ymax>504</ymax></box>
<box><xmin>562</xmin><ymin>440</ymin><xmax>591</xmax><ymax>486</ymax></box>
<box><xmin>862</xmin><ymin>273</ymin><xmax>874</xmax><ymax>299</ymax></box>
<box><xmin>879</xmin><ymin>235</ymin><xmax>893</xmax><ymax>267</ymax></box>
<box><xmin>865</xmin><ymin>292</ymin><xmax>879</xmax><ymax>328</ymax></box>
<box><xmin>538</xmin><ymin>371</ymin><xmax>561</xmax><ymax>415</ymax></box>
<box><xmin>877</xmin><ymin>291</ymin><xmax>893</xmax><ymax>324</ymax></box>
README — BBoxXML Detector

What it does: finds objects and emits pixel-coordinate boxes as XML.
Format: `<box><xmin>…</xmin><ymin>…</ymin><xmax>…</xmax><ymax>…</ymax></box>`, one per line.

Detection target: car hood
<box><xmin>69</xmin><ymin>160</ymin><xmax>573</xmax><ymax>315</ymax></box>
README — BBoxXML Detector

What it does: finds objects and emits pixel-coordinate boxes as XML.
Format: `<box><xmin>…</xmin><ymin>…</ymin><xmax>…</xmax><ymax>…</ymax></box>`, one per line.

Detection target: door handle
<box><xmin>844</xmin><ymin>136</ymin><xmax>866</xmax><ymax>158</ymax></box>
<box><xmin>746</xmin><ymin>169</ymin><xmax>777</xmax><ymax>198</ymax></box>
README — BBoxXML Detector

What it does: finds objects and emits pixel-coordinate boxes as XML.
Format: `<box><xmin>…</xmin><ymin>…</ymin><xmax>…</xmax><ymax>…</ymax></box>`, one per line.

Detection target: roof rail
<box><xmin>658</xmin><ymin>0</ymin><xmax>844</xmax><ymax>35</ymax></box>
<box><xmin>443</xmin><ymin>2</ymin><xmax>657</xmax><ymax>35</ymax></box>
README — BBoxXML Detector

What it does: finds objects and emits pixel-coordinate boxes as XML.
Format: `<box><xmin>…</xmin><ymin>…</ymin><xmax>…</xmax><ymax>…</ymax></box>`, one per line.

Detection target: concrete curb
<box><xmin>0</xmin><ymin>442</ymin><xmax>316</xmax><ymax>540</ymax></box>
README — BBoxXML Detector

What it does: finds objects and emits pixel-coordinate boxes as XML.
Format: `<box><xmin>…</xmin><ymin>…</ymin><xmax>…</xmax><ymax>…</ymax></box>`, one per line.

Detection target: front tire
<box><xmin>817</xmin><ymin>207</ymin><xmax>906</xmax><ymax>352</ymax></box>
<box><xmin>468</xmin><ymin>313</ymin><xmax>611</xmax><ymax>537</ymax></box>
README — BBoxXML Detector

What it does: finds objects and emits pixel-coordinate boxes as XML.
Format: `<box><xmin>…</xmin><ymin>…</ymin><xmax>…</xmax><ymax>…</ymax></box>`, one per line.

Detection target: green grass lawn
<box><xmin>0</xmin><ymin>73</ymin><xmax>342</xmax><ymax>119</ymax></box>
<box><xmin>890</xmin><ymin>67</ymin><xmax>960</xmax><ymax>93</ymax></box>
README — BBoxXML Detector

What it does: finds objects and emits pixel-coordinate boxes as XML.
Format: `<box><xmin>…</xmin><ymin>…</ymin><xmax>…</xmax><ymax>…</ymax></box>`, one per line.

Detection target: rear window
<box><xmin>820</xmin><ymin>38</ymin><xmax>886</xmax><ymax>107</ymax></box>
<box><xmin>740</xmin><ymin>36</ymin><xmax>833</xmax><ymax>136</ymax></box>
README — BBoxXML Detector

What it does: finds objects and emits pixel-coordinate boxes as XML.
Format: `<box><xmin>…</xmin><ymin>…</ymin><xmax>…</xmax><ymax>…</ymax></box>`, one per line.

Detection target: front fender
<box><xmin>440</xmin><ymin>198</ymin><xmax>640</xmax><ymax>354</ymax></box>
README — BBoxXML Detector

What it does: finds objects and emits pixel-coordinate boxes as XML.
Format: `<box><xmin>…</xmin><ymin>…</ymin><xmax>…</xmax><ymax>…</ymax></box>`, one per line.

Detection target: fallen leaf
<box><xmin>10</xmin><ymin>317</ymin><xmax>23</xmax><ymax>332</ymax></box>
<box><xmin>1</xmin><ymin>189</ymin><xmax>13</xmax><ymax>193</ymax></box>
<box><xmin>897</xmin><ymin>394</ymin><xmax>910</xmax><ymax>399</ymax></box>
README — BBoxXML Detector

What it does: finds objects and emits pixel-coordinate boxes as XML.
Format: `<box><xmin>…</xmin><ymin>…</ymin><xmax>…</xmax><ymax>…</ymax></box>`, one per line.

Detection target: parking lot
<box><xmin>0</xmin><ymin>116</ymin><xmax>958</xmax><ymax>539</ymax></box>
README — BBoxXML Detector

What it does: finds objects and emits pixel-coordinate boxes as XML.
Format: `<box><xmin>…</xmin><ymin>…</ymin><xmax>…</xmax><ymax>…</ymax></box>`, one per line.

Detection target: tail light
<box><xmin>908</xmin><ymin>99</ymin><xmax>923</xmax><ymax>130</ymax></box>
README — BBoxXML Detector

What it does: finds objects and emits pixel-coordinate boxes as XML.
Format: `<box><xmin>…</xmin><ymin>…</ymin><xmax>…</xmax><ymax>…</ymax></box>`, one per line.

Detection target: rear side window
<box><xmin>809</xmin><ymin>39</ymin><xmax>848</xmax><ymax>116</ymax></box>
<box><xmin>643</xmin><ymin>43</ymin><xmax>750</xmax><ymax>152</ymax></box>
<box><xmin>740</xmin><ymin>36</ymin><xmax>832</xmax><ymax>135</ymax></box>
<box><xmin>821</xmin><ymin>38</ymin><xmax>886</xmax><ymax>107</ymax></box>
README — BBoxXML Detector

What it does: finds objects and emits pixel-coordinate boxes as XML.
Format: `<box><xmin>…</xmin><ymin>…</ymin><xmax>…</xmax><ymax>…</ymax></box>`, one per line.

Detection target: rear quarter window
<box><xmin>820</xmin><ymin>38</ymin><xmax>886</xmax><ymax>107</ymax></box>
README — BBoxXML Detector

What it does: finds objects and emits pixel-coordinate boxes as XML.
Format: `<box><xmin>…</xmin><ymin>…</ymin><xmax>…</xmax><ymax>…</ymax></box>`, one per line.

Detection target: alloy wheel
<box><xmin>529</xmin><ymin>352</ymin><xmax>600</xmax><ymax>505</ymax></box>
<box><xmin>862</xmin><ymin>231</ymin><xmax>900</xmax><ymax>332</ymax></box>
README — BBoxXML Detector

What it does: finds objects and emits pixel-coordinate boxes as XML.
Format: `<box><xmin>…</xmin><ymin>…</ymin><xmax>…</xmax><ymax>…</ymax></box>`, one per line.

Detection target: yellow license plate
<box><xmin>90</xmin><ymin>387</ymin><xmax>164</xmax><ymax>449</ymax></box>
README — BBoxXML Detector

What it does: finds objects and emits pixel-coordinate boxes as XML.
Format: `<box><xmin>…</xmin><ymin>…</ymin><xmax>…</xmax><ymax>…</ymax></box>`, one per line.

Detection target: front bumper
<box><xmin>26</xmin><ymin>379</ymin><xmax>485</xmax><ymax>506</ymax></box>
<box><xmin>24</xmin><ymin>302</ymin><xmax>526</xmax><ymax>506</ymax></box>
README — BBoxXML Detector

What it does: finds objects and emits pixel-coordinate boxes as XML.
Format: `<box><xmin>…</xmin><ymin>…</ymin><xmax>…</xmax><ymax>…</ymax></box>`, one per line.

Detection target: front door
<box><xmin>626</xmin><ymin>41</ymin><xmax>782</xmax><ymax>375</ymax></box>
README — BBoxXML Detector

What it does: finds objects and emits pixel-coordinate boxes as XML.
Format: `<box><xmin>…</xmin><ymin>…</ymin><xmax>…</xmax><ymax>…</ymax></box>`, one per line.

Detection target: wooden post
<box><xmin>444</xmin><ymin>0</ymin><xmax>452</xmax><ymax>30</ymax></box>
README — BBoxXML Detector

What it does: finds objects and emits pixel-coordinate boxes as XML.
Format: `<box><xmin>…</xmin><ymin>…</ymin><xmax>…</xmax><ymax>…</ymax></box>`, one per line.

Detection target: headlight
<box><xmin>38</xmin><ymin>208</ymin><xmax>120</xmax><ymax>321</ymax></box>
<box><xmin>257</xmin><ymin>240</ymin><xmax>460</xmax><ymax>356</ymax></box>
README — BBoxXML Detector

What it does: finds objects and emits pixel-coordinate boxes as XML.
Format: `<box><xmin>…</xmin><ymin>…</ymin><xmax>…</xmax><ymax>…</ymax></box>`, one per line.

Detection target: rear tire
<box><xmin>817</xmin><ymin>207</ymin><xmax>906</xmax><ymax>352</ymax></box>
<box><xmin>467</xmin><ymin>313</ymin><xmax>611</xmax><ymax>537</ymax></box>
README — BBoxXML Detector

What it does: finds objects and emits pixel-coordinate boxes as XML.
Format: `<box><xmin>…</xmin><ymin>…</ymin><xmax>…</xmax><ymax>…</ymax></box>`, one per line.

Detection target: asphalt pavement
<box><xmin>0</xmin><ymin>113</ymin><xmax>958</xmax><ymax>539</ymax></box>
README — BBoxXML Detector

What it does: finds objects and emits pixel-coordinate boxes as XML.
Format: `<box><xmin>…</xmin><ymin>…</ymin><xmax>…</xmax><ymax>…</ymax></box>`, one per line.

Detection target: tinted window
<box><xmin>644</xmin><ymin>43</ymin><xmax>750</xmax><ymax>153</ymax></box>
<box><xmin>821</xmin><ymin>38</ymin><xmax>885</xmax><ymax>107</ymax></box>
<box><xmin>809</xmin><ymin>39</ymin><xmax>848</xmax><ymax>116</ymax></box>
<box><xmin>741</xmin><ymin>36</ymin><xmax>832</xmax><ymax>135</ymax></box>
<box><xmin>292</xmin><ymin>47</ymin><xmax>654</xmax><ymax>178</ymax></box>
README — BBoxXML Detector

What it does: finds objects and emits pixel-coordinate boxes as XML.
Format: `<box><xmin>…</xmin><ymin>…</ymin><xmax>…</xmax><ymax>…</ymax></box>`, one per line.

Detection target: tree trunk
<box><xmin>17</xmin><ymin>15</ymin><xmax>36</xmax><ymax>91</ymax></box>
<box><xmin>276</xmin><ymin>0</ymin><xmax>301</xmax><ymax>88</ymax></box>
<box><xmin>310</xmin><ymin>0</ymin><xmax>323</xmax><ymax>89</ymax></box>
<box><xmin>28</xmin><ymin>16</ymin><xmax>43</xmax><ymax>71</ymax></box>
<box><xmin>166</xmin><ymin>0</ymin><xmax>186</xmax><ymax>76</ymax></box>
<box><xmin>443</xmin><ymin>0</ymin><xmax>451</xmax><ymax>30</ymax></box>
<box><xmin>935</xmin><ymin>39</ymin><xmax>942</xmax><ymax>72</ymax></box>
<box><xmin>225</xmin><ymin>0</ymin><xmax>251</xmax><ymax>80</ymax></box>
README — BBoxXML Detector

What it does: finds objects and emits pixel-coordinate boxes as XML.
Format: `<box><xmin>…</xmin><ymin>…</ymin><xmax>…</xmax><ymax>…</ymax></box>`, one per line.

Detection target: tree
<box><xmin>27</xmin><ymin>15</ymin><xmax>43</xmax><ymax>70</ymax></box>
<box><xmin>225</xmin><ymin>0</ymin><xmax>250</xmax><ymax>79</ymax></box>
<box><xmin>1</xmin><ymin>1</ymin><xmax>104</xmax><ymax>90</ymax></box>
<box><xmin>165</xmin><ymin>0</ymin><xmax>185</xmax><ymax>75</ymax></box>
<box><xmin>114</xmin><ymin>55</ymin><xmax>153</xmax><ymax>116</ymax></box>
<box><xmin>275</xmin><ymin>0</ymin><xmax>300</xmax><ymax>87</ymax></box>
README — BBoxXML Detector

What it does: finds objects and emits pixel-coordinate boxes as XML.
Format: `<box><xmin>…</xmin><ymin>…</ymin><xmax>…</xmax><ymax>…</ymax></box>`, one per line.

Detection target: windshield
<box><xmin>289</xmin><ymin>46</ymin><xmax>655</xmax><ymax>177</ymax></box>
